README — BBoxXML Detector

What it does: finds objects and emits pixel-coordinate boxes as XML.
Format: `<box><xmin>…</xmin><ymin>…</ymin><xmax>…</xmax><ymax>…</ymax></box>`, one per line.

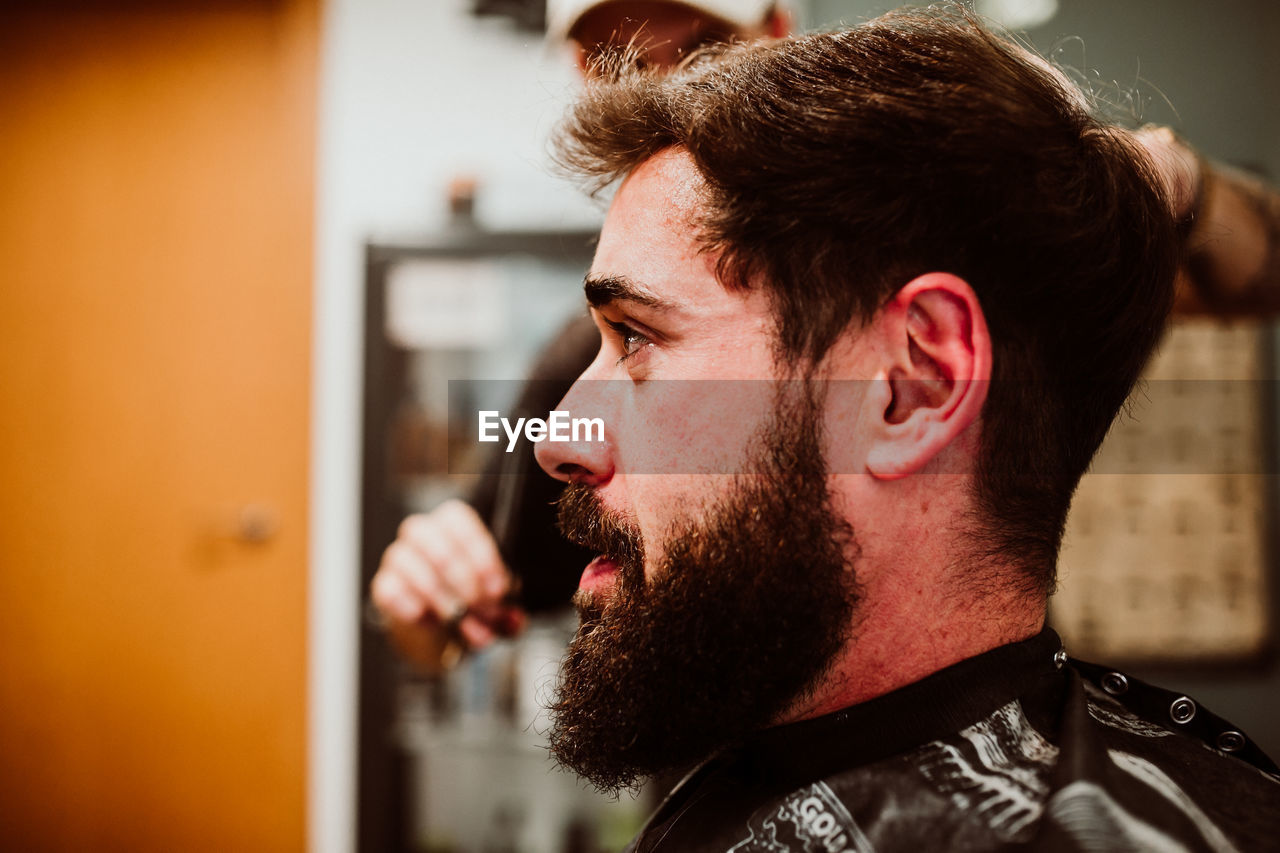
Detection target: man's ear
<box><xmin>864</xmin><ymin>273</ymin><xmax>991</xmax><ymax>479</ymax></box>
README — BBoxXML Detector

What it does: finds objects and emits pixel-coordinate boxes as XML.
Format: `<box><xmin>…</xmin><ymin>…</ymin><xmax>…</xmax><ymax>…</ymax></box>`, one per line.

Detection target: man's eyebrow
<box><xmin>583</xmin><ymin>274</ymin><xmax>677</xmax><ymax>311</ymax></box>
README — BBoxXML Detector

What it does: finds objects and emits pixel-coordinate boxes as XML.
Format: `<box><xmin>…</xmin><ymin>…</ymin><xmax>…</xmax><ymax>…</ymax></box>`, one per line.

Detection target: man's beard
<box><xmin>550</xmin><ymin>387</ymin><xmax>859</xmax><ymax>794</ymax></box>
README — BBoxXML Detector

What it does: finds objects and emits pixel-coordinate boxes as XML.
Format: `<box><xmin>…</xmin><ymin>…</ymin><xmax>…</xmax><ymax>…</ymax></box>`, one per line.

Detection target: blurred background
<box><xmin>2</xmin><ymin>0</ymin><xmax>1277</xmax><ymax>851</ymax></box>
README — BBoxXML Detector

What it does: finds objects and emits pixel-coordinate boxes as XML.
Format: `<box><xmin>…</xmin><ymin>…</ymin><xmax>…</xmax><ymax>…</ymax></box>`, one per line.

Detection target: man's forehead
<box><xmin>590</xmin><ymin>148</ymin><xmax>718</xmax><ymax>307</ymax></box>
<box><xmin>618</xmin><ymin>147</ymin><xmax>705</xmax><ymax>218</ymax></box>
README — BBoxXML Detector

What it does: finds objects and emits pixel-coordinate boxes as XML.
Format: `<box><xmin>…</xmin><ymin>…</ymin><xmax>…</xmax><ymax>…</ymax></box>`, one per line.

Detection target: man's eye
<box><xmin>606</xmin><ymin>319</ymin><xmax>652</xmax><ymax>364</ymax></box>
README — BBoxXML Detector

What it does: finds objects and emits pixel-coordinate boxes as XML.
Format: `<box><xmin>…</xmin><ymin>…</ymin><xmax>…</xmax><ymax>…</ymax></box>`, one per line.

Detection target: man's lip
<box><xmin>579</xmin><ymin>555</ymin><xmax>619</xmax><ymax>593</ymax></box>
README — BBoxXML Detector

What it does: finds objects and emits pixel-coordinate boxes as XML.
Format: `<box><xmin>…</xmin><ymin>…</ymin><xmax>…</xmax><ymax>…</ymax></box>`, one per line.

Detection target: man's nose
<box><xmin>534</xmin><ymin>378</ymin><xmax>615</xmax><ymax>487</ymax></box>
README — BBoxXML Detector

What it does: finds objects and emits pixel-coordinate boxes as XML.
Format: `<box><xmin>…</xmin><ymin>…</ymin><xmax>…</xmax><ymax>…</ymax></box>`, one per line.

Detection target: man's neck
<box><xmin>781</xmin><ymin>565</ymin><xmax>1046</xmax><ymax>723</ymax></box>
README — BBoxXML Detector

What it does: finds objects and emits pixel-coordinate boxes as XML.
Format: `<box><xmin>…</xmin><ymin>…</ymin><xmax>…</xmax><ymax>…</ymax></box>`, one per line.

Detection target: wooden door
<box><xmin>0</xmin><ymin>2</ymin><xmax>316</xmax><ymax>849</ymax></box>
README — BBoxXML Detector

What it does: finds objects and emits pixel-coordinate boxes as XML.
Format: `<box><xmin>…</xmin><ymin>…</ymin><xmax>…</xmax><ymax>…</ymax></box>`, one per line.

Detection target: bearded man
<box><xmin>515</xmin><ymin>8</ymin><xmax>1279</xmax><ymax>850</ymax></box>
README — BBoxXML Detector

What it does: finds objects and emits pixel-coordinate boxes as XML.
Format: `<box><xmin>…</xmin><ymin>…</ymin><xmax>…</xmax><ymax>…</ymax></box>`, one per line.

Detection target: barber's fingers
<box><xmin>429</xmin><ymin>499</ymin><xmax>513</xmax><ymax>600</ymax></box>
<box><xmin>370</xmin><ymin>562</ymin><xmax>470</xmax><ymax>674</ymax></box>
<box><xmin>371</xmin><ymin>500</ymin><xmax>524</xmax><ymax>662</ymax></box>
<box><xmin>374</xmin><ymin>538</ymin><xmax>464</xmax><ymax>624</ymax></box>
<box><xmin>468</xmin><ymin>597</ymin><xmax>528</xmax><ymax>638</ymax></box>
<box><xmin>458</xmin><ymin>614</ymin><xmax>496</xmax><ymax>648</ymax></box>
<box><xmin>396</xmin><ymin>504</ymin><xmax>499</xmax><ymax>604</ymax></box>
<box><xmin>370</xmin><ymin>561</ymin><xmax>428</xmax><ymax>624</ymax></box>
<box><xmin>371</xmin><ymin>540</ymin><xmax>492</xmax><ymax>669</ymax></box>
<box><xmin>402</xmin><ymin>519</ymin><xmax>485</xmax><ymax>606</ymax></box>
<box><xmin>1132</xmin><ymin>125</ymin><xmax>1199</xmax><ymax>221</ymax></box>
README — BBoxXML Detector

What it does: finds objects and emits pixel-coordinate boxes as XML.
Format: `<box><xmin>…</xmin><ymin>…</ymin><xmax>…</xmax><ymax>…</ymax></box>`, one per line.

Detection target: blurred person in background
<box><xmin>551</xmin><ymin>0</ymin><xmax>789</xmax><ymax>72</ymax></box>
<box><xmin>372</xmin><ymin>1</ymin><xmax>1280</xmax><ymax>679</ymax></box>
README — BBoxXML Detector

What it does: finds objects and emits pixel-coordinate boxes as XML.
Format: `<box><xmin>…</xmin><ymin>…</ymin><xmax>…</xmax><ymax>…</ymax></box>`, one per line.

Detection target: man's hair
<box><xmin>554</xmin><ymin>6</ymin><xmax>1177</xmax><ymax>594</ymax></box>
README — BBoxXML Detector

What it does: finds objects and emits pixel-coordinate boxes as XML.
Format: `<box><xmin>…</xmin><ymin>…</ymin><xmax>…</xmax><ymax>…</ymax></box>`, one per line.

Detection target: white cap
<box><xmin>546</xmin><ymin>0</ymin><xmax>777</xmax><ymax>45</ymax></box>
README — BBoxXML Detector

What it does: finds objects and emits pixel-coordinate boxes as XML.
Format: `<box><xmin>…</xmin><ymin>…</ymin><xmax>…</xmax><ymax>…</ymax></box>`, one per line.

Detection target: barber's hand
<box><xmin>1132</xmin><ymin>125</ymin><xmax>1212</xmax><ymax>313</ymax></box>
<box><xmin>1132</xmin><ymin>125</ymin><xmax>1199</xmax><ymax>222</ymax></box>
<box><xmin>370</xmin><ymin>499</ymin><xmax>526</xmax><ymax>673</ymax></box>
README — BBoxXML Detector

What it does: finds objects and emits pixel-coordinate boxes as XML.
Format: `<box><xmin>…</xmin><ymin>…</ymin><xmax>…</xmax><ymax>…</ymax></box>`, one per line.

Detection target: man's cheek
<box><xmin>618</xmin><ymin>473</ymin><xmax>670</xmax><ymax>575</ymax></box>
<box><xmin>625</xmin><ymin>379</ymin><xmax>777</xmax><ymax>475</ymax></box>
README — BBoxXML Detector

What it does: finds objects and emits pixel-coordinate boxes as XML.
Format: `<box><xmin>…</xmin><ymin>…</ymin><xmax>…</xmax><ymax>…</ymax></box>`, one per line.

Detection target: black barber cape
<box><xmin>626</xmin><ymin>629</ymin><xmax>1279</xmax><ymax>852</ymax></box>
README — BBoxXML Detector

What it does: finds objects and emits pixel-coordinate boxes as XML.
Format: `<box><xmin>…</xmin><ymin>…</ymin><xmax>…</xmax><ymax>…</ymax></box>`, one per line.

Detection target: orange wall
<box><xmin>0</xmin><ymin>1</ymin><xmax>317</xmax><ymax>848</ymax></box>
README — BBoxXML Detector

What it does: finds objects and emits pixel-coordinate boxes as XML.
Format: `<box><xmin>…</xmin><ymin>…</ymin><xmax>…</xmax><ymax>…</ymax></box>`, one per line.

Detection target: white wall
<box><xmin>309</xmin><ymin>3</ymin><xmax>601</xmax><ymax>850</ymax></box>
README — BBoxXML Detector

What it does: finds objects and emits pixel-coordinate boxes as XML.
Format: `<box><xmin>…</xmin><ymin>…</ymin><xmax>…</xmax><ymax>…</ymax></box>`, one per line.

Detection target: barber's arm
<box><xmin>1135</xmin><ymin>126</ymin><xmax>1280</xmax><ymax>315</ymax></box>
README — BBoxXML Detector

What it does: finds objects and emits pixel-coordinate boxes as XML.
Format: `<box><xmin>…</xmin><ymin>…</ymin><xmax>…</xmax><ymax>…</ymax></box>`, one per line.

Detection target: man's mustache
<box><xmin>556</xmin><ymin>483</ymin><xmax>644</xmax><ymax>570</ymax></box>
